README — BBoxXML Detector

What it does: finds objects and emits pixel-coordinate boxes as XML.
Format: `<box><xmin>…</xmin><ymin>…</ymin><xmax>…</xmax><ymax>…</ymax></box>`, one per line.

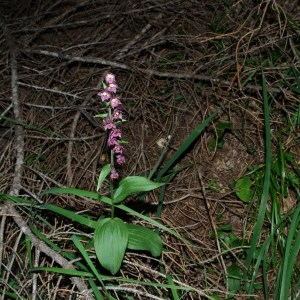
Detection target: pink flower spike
<box><xmin>112</xmin><ymin>109</ymin><xmax>123</xmax><ymax>120</ymax></box>
<box><xmin>105</xmin><ymin>73</ymin><xmax>116</xmax><ymax>84</ymax></box>
<box><xmin>113</xmin><ymin>144</ymin><xmax>123</xmax><ymax>154</ymax></box>
<box><xmin>107</xmin><ymin>83</ymin><xmax>118</xmax><ymax>93</ymax></box>
<box><xmin>116</xmin><ymin>155</ymin><xmax>125</xmax><ymax>165</ymax></box>
<box><xmin>110</xmin><ymin>167</ymin><xmax>119</xmax><ymax>180</ymax></box>
<box><xmin>103</xmin><ymin>118</ymin><xmax>116</xmax><ymax>131</ymax></box>
<box><xmin>98</xmin><ymin>90</ymin><xmax>111</xmax><ymax>102</ymax></box>
<box><xmin>110</xmin><ymin>97</ymin><xmax>121</xmax><ymax>109</ymax></box>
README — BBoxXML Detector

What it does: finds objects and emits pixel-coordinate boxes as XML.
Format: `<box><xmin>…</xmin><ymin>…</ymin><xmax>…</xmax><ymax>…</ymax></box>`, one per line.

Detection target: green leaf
<box><xmin>227</xmin><ymin>264</ymin><xmax>243</xmax><ymax>293</ymax></box>
<box><xmin>41</xmin><ymin>187</ymin><xmax>102</xmax><ymax>201</ymax></box>
<box><xmin>26</xmin><ymin>153</ymin><xmax>37</xmax><ymax>166</ymax></box>
<box><xmin>244</xmin><ymin>68</ymin><xmax>272</xmax><ymax>293</ymax></box>
<box><xmin>97</xmin><ymin>164</ymin><xmax>111</xmax><ymax>192</ymax></box>
<box><xmin>31</xmin><ymin>267</ymin><xmax>93</xmax><ymax>277</ymax></box>
<box><xmin>40</xmin><ymin>188</ymin><xmax>189</xmax><ymax>245</ymax></box>
<box><xmin>166</xmin><ymin>274</ymin><xmax>180</xmax><ymax>300</ymax></box>
<box><xmin>113</xmin><ymin>176</ymin><xmax>164</xmax><ymax>203</ymax></box>
<box><xmin>41</xmin><ymin>204</ymin><xmax>97</xmax><ymax>229</ymax></box>
<box><xmin>0</xmin><ymin>192</ymin><xmax>36</xmax><ymax>205</ymax></box>
<box><xmin>275</xmin><ymin>205</ymin><xmax>300</xmax><ymax>300</ymax></box>
<box><xmin>155</xmin><ymin>109</ymin><xmax>220</xmax><ymax>180</ymax></box>
<box><xmin>94</xmin><ymin>218</ymin><xmax>128</xmax><ymax>274</ymax></box>
<box><xmin>72</xmin><ymin>235</ymin><xmax>110</xmax><ymax>299</ymax></box>
<box><xmin>127</xmin><ymin>224</ymin><xmax>163</xmax><ymax>257</ymax></box>
<box><xmin>235</xmin><ymin>176</ymin><xmax>252</xmax><ymax>202</ymax></box>
<box><xmin>95</xmin><ymin>113</ymin><xmax>108</xmax><ymax>118</ymax></box>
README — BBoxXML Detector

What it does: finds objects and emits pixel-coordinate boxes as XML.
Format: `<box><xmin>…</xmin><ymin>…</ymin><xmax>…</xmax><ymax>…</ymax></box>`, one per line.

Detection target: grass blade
<box><xmin>88</xmin><ymin>277</ymin><xmax>105</xmax><ymax>300</ymax></box>
<box><xmin>71</xmin><ymin>235</ymin><xmax>110</xmax><ymax>299</ymax></box>
<box><xmin>30</xmin><ymin>267</ymin><xmax>93</xmax><ymax>277</ymax></box>
<box><xmin>244</xmin><ymin>68</ymin><xmax>272</xmax><ymax>293</ymax></box>
<box><xmin>276</xmin><ymin>206</ymin><xmax>300</xmax><ymax>299</ymax></box>
<box><xmin>155</xmin><ymin>109</ymin><xmax>219</xmax><ymax>180</ymax></box>
<box><xmin>40</xmin><ymin>203</ymin><xmax>97</xmax><ymax>229</ymax></box>
<box><xmin>166</xmin><ymin>274</ymin><xmax>180</xmax><ymax>300</ymax></box>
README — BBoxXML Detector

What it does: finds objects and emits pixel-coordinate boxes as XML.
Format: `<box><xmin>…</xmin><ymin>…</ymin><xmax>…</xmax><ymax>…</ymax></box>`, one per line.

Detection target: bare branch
<box><xmin>1</xmin><ymin>203</ymin><xmax>94</xmax><ymax>299</ymax></box>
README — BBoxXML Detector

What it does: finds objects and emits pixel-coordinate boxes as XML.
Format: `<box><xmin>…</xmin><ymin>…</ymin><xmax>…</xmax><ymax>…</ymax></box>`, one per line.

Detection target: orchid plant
<box><xmin>93</xmin><ymin>73</ymin><xmax>164</xmax><ymax>274</ymax></box>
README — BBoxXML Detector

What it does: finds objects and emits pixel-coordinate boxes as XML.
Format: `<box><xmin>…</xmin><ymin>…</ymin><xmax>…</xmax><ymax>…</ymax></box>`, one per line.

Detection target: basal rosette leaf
<box><xmin>113</xmin><ymin>176</ymin><xmax>164</xmax><ymax>203</ymax></box>
<box><xmin>127</xmin><ymin>224</ymin><xmax>163</xmax><ymax>257</ymax></box>
<box><xmin>94</xmin><ymin>217</ymin><xmax>128</xmax><ymax>275</ymax></box>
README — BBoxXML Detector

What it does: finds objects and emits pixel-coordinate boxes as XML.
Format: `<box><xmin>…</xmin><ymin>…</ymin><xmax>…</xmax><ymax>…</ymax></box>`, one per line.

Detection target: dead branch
<box><xmin>1</xmin><ymin>203</ymin><xmax>94</xmax><ymax>299</ymax></box>
<box><xmin>23</xmin><ymin>48</ymin><xmax>286</xmax><ymax>93</ymax></box>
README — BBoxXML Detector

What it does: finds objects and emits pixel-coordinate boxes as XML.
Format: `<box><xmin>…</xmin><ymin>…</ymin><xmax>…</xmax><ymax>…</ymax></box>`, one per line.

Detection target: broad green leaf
<box><xmin>235</xmin><ymin>176</ymin><xmax>252</xmax><ymax>202</ymax></box>
<box><xmin>97</xmin><ymin>164</ymin><xmax>111</xmax><ymax>192</ymax></box>
<box><xmin>113</xmin><ymin>176</ymin><xmax>164</xmax><ymax>203</ymax></box>
<box><xmin>127</xmin><ymin>224</ymin><xmax>162</xmax><ymax>257</ymax></box>
<box><xmin>94</xmin><ymin>218</ymin><xmax>128</xmax><ymax>274</ymax></box>
<box><xmin>41</xmin><ymin>188</ymin><xmax>188</xmax><ymax>245</ymax></box>
<box><xmin>227</xmin><ymin>264</ymin><xmax>243</xmax><ymax>293</ymax></box>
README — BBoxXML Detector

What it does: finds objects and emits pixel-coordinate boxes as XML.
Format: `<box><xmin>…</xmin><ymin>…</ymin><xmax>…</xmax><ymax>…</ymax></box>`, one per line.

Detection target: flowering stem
<box><xmin>110</xmin><ymin>150</ymin><xmax>115</xmax><ymax>218</ymax></box>
<box><xmin>110</xmin><ymin>183</ymin><xmax>115</xmax><ymax>218</ymax></box>
<box><xmin>97</xmin><ymin>72</ymin><xmax>126</xmax><ymax>218</ymax></box>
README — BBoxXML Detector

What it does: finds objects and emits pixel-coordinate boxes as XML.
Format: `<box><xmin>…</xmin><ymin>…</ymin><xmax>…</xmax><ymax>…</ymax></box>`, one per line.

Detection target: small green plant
<box><xmin>234</xmin><ymin>176</ymin><xmax>252</xmax><ymax>203</ymax></box>
<box><xmin>91</xmin><ymin>74</ymin><xmax>165</xmax><ymax>274</ymax></box>
<box><xmin>210</xmin><ymin>121</ymin><xmax>233</xmax><ymax>150</ymax></box>
<box><xmin>210</xmin><ymin>224</ymin><xmax>245</xmax><ymax>297</ymax></box>
<box><xmin>209</xmin><ymin>178</ymin><xmax>222</xmax><ymax>191</ymax></box>
<box><xmin>52</xmin><ymin>74</ymin><xmax>164</xmax><ymax>275</ymax></box>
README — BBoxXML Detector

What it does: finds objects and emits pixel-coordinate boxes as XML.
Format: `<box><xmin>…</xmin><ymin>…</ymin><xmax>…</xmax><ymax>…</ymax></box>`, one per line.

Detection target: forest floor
<box><xmin>0</xmin><ymin>0</ymin><xmax>299</xmax><ymax>299</ymax></box>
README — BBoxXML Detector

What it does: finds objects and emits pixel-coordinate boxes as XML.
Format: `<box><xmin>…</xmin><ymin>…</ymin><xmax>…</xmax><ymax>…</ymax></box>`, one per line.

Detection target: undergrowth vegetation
<box><xmin>0</xmin><ymin>0</ymin><xmax>299</xmax><ymax>299</ymax></box>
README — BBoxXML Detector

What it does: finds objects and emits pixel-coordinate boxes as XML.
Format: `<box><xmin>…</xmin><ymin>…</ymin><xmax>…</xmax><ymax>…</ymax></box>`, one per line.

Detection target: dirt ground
<box><xmin>1</xmin><ymin>0</ymin><xmax>299</xmax><ymax>299</ymax></box>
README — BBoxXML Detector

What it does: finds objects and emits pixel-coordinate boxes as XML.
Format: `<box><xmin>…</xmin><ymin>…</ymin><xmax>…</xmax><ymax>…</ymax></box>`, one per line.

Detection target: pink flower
<box><xmin>113</xmin><ymin>144</ymin><xmax>123</xmax><ymax>154</ymax></box>
<box><xmin>110</xmin><ymin>97</ymin><xmax>121</xmax><ymax>109</ymax></box>
<box><xmin>103</xmin><ymin>118</ymin><xmax>116</xmax><ymax>130</ymax></box>
<box><xmin>116</xmin><ymin>155</ymin><xmax>125</xmax><ymax>165</ymax></box>
<box><xmin>105</xmin><ymin>73</ymin><xmax>116</xmax><ymax>84</ymax></box>
<box><xmin>110</xmin><ymin>167</ymin><xmax>119</xmax><ymax>180</ymax></box>
<box><xmin>98</xmin><ymin>90</ymin><xmax>111</xmax><ymax>102</ymax></box>
<box><xmin>110</xmin><ymin>128</ymin><xmax>121</xmax><ymax>139</ymax></box>
<box><xmin>107</xmin><ymin>137</ymin><xmax>118</xmax><ymax>147</ymax></box>
<box><xmin>112</xmin><ymin>109</ymin><xmax>123</xmax><ymax>120</ymax></box>
<box><xmin>107</xmin><ymin>83</ymin><xmax>118</xmax><ymax>93</ymax></box>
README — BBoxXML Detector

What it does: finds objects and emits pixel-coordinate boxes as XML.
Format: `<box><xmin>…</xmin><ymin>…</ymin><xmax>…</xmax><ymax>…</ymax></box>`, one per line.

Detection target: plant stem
<box><xmin>110</xmin><ymin>150</ymin><xmax>115</xmax><ymax>218</ymax></box>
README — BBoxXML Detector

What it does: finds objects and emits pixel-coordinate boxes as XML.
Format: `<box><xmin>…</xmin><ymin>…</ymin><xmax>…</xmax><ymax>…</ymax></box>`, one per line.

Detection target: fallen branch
<box><xmin>23</xmin><ymin>48</ymin><xmax>286</xmax><ymax>93</ymax></box>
